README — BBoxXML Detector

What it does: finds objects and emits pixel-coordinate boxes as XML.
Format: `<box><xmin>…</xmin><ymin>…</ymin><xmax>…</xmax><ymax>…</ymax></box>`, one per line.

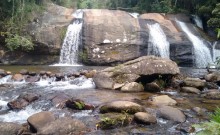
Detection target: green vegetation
<box><xmin>193</xmin><ymin>107</ymin><xmax>220</xmax><ymax>135</ymax></box>
<box><xmin>0</xmin><ymin>0</ymin><xmax>45</xmax><ymax>52</ymax></box>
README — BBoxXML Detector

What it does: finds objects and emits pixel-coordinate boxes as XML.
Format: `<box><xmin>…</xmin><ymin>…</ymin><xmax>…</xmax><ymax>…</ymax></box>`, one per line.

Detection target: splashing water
<box><xmin>177</xmin><ymin>21</ymin><xmax>213</xmax><ymax>68</ymax></box>
<box><xmin>147</xmin><ymin>23</ymin><xmax>170</xmax><ymax>58</ymax></box>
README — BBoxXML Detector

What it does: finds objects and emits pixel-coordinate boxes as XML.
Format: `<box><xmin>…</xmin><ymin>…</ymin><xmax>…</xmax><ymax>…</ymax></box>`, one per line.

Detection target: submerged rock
<box><xmin>25</xmin><ymin>75</ymin><xmax>40</xmax><ymax>83</ymax></box>
<box><xmin>100</xmin><ymin>101</ymin><xmax>145</xmax><ymax>114</ymax></box>
<box><xmin>158</xmin><ymin>106</ymin><xmax>186</xmax><ymax>123</ymax></box>
<box><xmin>148</xmin><ymin>95</ymin><xmax>177</xmax><ymax>106</ymax></box>
<box><xmin>134</xmin><ymin>112</ymin><xmax>157</xmax><ymax>124</ymax></box>
<box><xmin>27</xmin><ymin>111</ymin><xmax>55</xmax><ymax>132</ymax></box>
<box><xmin>0</xmin><ymin>122</ymin><xmax>22</xmax><ymax>135</ymax></box>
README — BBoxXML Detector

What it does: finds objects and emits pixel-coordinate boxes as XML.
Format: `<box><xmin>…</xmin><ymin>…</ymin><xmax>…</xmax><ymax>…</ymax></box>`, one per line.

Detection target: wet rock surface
<box><xmin>100</xmin><ymin>101</ymin><xmax>145</xmax><ymax>114</ymax></box>
<box><xmin>0</xmin><ymin>67</ymin><xmax>219</xmax><ymax>134</ymax></box>
<box><xmin>134</xmin><ymin>112</ymin><xmax>157</xmax><ymax>124</ymax></box>
<box><xmin>148</xmin><ymin>95</ymin><xmax>177</xmax><ymax>106</ymax></box>
<box><xmin>0</xmin><ymin>122</ymin><xmax>22</xmax><ymax>135</ymax></box>
<box><xmin>158</xmin><ymin>106</ymin><xmax>186</xmax><ymax>123</ymax></box>
<box><xmin>7</xmin><ymin>93</ymin><xmax>40</xmax><ymax>110</ymax></box>
<box><xmin>38</xmin><ymin>117</ymin><xmax>86</xmax><ymax>135</ymax></box>
<box><xmin>27</xmin><ymin>111</ymin><xmax>55</xmax><ymax>132</ymax></box>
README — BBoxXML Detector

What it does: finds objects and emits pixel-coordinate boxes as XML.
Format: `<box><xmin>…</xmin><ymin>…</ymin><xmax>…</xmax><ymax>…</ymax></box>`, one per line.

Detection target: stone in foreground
<box><xmin>158</xmin><ymin>106</ymin><xmax>186</xmax><ymax>123</ymax></box>
<box><xmin>100</xmin><ymin>101</ymin><xmax>145</xmax><ymax>114</ymax></box>
<box><xmin>134</xmin><ymin>112</ymin><xmax>157</xmax><ymax>124</ymax></box>
<box><xmin>38</xmin><ymin>117</ymin><xmax>86</xmax><ymax>135</ymax></box>
<box><xmin>27</xmin><ymin>111</ymin><xmax>55</xmax><ymax>132</ymax></box>
<box><xmin>0</xmin><ymin>122</ymin><xmax>22</xmax><ymax>135</ymax></box>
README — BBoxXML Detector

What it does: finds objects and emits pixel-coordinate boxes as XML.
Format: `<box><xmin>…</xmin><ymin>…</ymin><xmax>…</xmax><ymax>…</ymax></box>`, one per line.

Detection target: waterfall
<box><xmin>59</xmin><ymin>9</ymin><xmax>83</xmax><ymax>65</ymax></box>
<box><xmin>213</xmin><ymin>41</ymin><xmax>220</xmax><ymax>62</ymax></box>
<box><xmin>192</xmin><ymin>15</ymin><xmax>203</xmax><ymax>29</ymax></box>
<box><xmin>147</xmin><ymin>23</ymin><xmax>170</xmax><ymax>58</ymax></box>
<box><xmin>177</xmin><ymin>21</ymin><xmax>213</xmax><ymax>68</ymax></box>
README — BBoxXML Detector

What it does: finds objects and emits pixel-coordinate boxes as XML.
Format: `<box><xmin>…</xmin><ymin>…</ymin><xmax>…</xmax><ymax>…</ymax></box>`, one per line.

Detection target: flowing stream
<box><xmin>177</xmin><ymin>21</ymin><xmax>213</xmax><ymax>68</ymax></box>
<box><xmin>147</xmin><ymin>23</ymin><xmax>170</xmax><ymax>58</ymax></box>
<box><xmin>59</xmin><ymin>9</ymin><xmax>83</xmax><ymax>66</ymax></box>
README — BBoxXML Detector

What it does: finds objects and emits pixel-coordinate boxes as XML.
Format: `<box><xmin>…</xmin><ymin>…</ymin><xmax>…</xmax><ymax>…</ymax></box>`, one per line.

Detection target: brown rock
<box><xmin>38</xmin><ymin>117</ymin><xmax>86</xmax><ymax>135</ymax></box>
<box><xmin>0</xmin><ymin>122</ymin><xmax>22</xmax><ymax>135</ymax></box>
<box><xmin>100</xmin><ymin>101</ymin><xmax>145</xmax><ymax>114</ymax></box>
<box><xmin>121</xmin><ymin>82</ymin><xmax>144</xmax><ymax>92</ymax></box>
<box><xmin>19</xmin><ymin>69</ymin><xmax>29</xmax><ymax>75</ymax></box>
<box><xmin>149</xmin><ymin>95</ymin><xmax>177</xmax><ymax>106</ymax></box>
<box><xmin>181</xmin><ymin>87</ymin><xmax>201</xmax><ymax>94</ymax></box>
<box><xmin>134</xmin><ymin>112</ymin><xmax>157</xmax><ymax>124</ymax></box>
<box><xmin>145</xmin><ymin>82</ymin><xmax>161</xmax><ymax>92</ymax></box>
<box><xmin>183</xmin><ymin>78</ymin><xmax>206</xmax><ymax>89</ymax></box>
<box><xmin>12</xmin><ymin>74</ymin><xmax>24</xmax><ymax>82</ymax></box>
<box><xmin>27</xmin><ymin>111</ymin><xmax>55</xmax><ymax>132</ymax></box>
<box><xmin>158</xmin><ymin>106</ymin><xmax>186</xmax><ymax>123</ymax></box>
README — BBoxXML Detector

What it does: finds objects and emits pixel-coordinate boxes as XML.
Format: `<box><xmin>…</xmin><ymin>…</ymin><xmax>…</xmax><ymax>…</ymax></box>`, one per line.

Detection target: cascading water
<box><xmin>59</xmin><ymin>9</ymin><xmax>83</xmax><ymax>65</ymax></box>
<box><xmin>147</xmin><ymin>23</ymin><xmax>170</xmax><ymax>58</ymax></box>
<box><xmin>177</xmin><ymin>21</ymin><xmax>213</xmax><ymax>68</ymax></box>
<box><xmin>192</xmin><ymin>15</ymin><xmax>203</xmax><ymax>29</ymax></box>
<box><xmin>213</xmin><ymin>41</ymin><xmax>220</xmax><ymax>62</ymax></box>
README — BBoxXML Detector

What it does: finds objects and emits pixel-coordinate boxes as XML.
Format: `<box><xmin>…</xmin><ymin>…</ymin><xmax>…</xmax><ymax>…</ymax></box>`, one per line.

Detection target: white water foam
<box><xmin>129</xmin><ymin>12</ymin><xmax>139</xmax><ymax>18</ymax></box>
<box><xmin>0</xmin><ymin>105</ymin><xmax>41</xmax><ymax>123</ymax></box>
<box><xmin>177</xmin><ymin>20</ymin><xmax>213</xmax><ymax>68</ymax></box>
<box><xmin>192</xmin><ymin>15</ymin><xmax>203</xmax><ymax>29</ymax></box>
<box><xmin>35</xmin><ymin>76</ymin><xmax>95</xmax><ymax>90</ymax></box>
<box><xmin>147</xmin><ymin>23</ymin><xmax>170</xmax><ymax>58</ymax></box>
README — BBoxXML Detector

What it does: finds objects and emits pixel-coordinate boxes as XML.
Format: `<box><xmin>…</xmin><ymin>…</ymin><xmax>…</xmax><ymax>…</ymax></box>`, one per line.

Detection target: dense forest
<box><xmin>0</xmin><ymin>0</ymin><xmax>219</xmax><ymax>52</ymax></box>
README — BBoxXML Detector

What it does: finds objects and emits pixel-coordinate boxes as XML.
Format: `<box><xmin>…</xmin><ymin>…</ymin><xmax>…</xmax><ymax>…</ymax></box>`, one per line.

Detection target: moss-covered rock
<box><xmin>97</xmin><ymin>113</ymin><xmax>133</xmax><ymax>130</ymax></box>
<box><xmin>100</xmin><ymin>101</ymin><xmax>145</xmax><ymax>114</ymax></box>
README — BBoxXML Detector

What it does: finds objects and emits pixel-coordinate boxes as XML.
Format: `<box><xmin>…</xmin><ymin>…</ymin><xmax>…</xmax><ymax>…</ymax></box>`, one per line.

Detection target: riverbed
<box><xmin>0</xmin><ymin>66</ymin><xmax>217</xmax><ymax>134</ymax></box>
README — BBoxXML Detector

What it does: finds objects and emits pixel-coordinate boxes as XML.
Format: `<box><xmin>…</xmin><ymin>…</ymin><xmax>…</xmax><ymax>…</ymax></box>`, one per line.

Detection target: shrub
<box><xmin>5</xmin><ymin>34</ymin><xmax>34</xmax><ymax>52</ymax></box>
<box><xmin>193</xmin><ymin>107</ymin><xmax>220</xmax><ymax>135</ymax></box>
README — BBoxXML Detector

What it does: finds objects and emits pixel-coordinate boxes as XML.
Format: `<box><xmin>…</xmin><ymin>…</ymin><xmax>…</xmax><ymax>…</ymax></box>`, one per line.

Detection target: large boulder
<box><xmin>38</xmin><ymin>117</ymin><xmax>86</xmax><ymax>135</ymax></box>
<box><xmin>0</xmin><ymin>122</ymin><xmax>22</xmax><ymax>135</ymax></box>
<box><xmin>100</xmin><ymin>101</ymin><xmax>145</xmax><ymax>114</ymax></box>
<box><xmin>94</xmin><ymin>56</ymin><xmax>180</xmax><ymax>90</ymax></box>
<box><xmin>27</xmin><ymin>111</ymin><xmax>55</xmax><ymax>132</ymax></box>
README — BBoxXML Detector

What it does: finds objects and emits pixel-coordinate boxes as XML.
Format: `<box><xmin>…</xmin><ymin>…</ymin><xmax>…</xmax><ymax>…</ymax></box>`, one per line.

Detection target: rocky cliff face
<box><xmin>0</xmin><ymin>7</ymin><xmax>211</xmax><ymax>66</ymax></box>
<box><xmin>0</xmin><ymin>3</ymin><xmax>73</xmax><ymax>65</ymax></box>
<box><xmin>82</xmin><ymin>10</ymin><xmax>194</xmax><ymax>66</ymax></box>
